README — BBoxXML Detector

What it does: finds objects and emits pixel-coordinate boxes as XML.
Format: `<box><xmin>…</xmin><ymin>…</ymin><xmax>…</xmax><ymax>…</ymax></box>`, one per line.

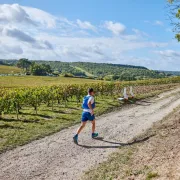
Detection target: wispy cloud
<box><xmin>103</xmin><ymin>21</ymin><xmax>126</xmax><ymax>35</ymax></box>
<box><xmin>144</xmin><ymin>20</ymin><xmax>164</xmax><ymax>26</ymax></box>
<box><xmin>76</xmin><ymin>19</ymin><xmax>96</xmax><ymax>32</ymax></box>
<box><xmin>132</xmin><ymin>28</ymin><xmax>149</xmax><ymax>38</ymax></box>
<box><xmin>153</xmin><ymin>50</ymin><xmax>180</xmax><ymax>70</ymax></box>
<box><xmin>154</xmin><ymin>50</ymin><xmax>180</xmax><ymax>57</ymax></box>
<box><xmin>154</xmin><ymin>20</ymin><xmax>164</xmax><ymax>26</ymax></box>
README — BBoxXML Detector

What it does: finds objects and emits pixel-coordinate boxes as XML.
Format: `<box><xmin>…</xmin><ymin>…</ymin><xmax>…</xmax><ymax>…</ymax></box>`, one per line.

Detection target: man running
<box><xmin>73</xmin><ymin>88</ymin><xmax>98</xmax><ymax>144</ymax></box>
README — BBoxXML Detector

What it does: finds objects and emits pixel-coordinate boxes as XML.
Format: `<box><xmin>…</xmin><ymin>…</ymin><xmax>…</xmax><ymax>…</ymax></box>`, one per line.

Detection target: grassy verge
<box><xmin>0</xmin><ymin>86</ymin><xmax>178</xmax><ymax>153</ymax></box>
<box><xmin>83</xmin><ymin>102</ymin><xmax>180</xmax><ymax>180</ymax></box>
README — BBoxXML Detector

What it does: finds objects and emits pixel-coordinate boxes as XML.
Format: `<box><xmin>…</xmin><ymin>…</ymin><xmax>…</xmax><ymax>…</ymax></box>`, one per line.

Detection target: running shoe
<box><xmin>73</xmin><ymin>134</ymin><xmax>78</xmax><ymax>144</ymax></box>
<box><xmin>92</xmin><ymin>132</ymin><xmax>99</xmax><ymax>138</ymax></box>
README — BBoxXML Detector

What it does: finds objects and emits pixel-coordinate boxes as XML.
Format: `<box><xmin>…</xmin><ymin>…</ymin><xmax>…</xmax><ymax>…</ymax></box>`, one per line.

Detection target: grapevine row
<box><xmin>0</xmin><ymin>77</ymin><xmax>180</xmax><ymax>119</ymax></box>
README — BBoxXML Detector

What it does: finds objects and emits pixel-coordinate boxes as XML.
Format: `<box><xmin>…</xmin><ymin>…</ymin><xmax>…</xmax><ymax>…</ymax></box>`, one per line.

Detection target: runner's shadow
<box><xmin>140</xmin><ymin>100</ymin><xmax>154</xmax><ymax>103</ymax></box>
<box><xmin>134</xmin><ymin>102</ymin><xmax>151</xmax><ymax>106</ymax></box>
<box><xmin>78</xmin><ymin>136</ymin><xmax>151</xmax><ymax>149</ymax></box>
<box><xmin>136</xmin><ymin>99</ymin><xmax>155</xmax><ymax>103</ymax></box>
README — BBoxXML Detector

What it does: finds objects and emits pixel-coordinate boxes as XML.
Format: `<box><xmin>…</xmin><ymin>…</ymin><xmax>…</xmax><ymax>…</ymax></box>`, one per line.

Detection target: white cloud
<box><xmin>153</xmin><ymin>50</ymin><xmax>180</xmax><ymax>70</ymax></box>
<box><xmin>0</xmin><ymin>4</ymin><xmax>57</xmax><ymax>28</ymax></box>
<box><xmin>154</xmin><ymin>20</ymin><xmax>164</xmax><ymax>26</ymax></box>
<box><xmin>36</xmin><ymin>33</ymin><xmax>168</xmax><ymax>63</ymax></box>
<box><xmin>144</xmin><ymin>20</ymin><xmax>164</xmax><ymax>26</ymax></box>
<box><xmin>0</xmin><ymin>4</ymin><xmax>36</xmax><ymax>26</ymax></box>
<box><xmin>0</xmin><ymin>4</ymin><xmax>175</xmax><ymax>70</ymax></box>
<box><xmin>132</xmin><ymin>28</ymin><xmax>149</xmax><ymax>38</ymax></box>
<box><xmin>0</xmin><ymin>26</ymin><xmax>53</xmax><ymax>50</ymax></box>
<box><xmin>0</xmin><ymin>41</ymin><xmax>23</xmax><ymax>55</ymax></box>
<box><xmin>104</xmin><ymin>21</ymin><xmax>126</xmax><ymax>35</ymax></box>
<box><xmin>2</xmin><ymin>27</ymin><xmax>36</xmax><ymax>43</ymax></box>
<box><xmin>154</xmin><ymin>50</ymin><xmax>180</xmax><ymax>57</ymax></box>
<box><xmin>23</xmin><ymin>6</ymin><xmax>57</xmax><ymax>28</ymax></box>
<box><xmin>3</xmin><ymin>45</ymin><xmax>23</xmax><ymax>54</ymax></box>
<box><xmin>76</xmin><ymin>19</ymin><xmax>96</xmax><ymax>32</ymax></box>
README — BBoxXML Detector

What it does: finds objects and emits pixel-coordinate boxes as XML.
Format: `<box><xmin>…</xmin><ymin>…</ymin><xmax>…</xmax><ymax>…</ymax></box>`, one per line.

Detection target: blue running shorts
<box><xmin>81</xmin><ymin>112</ymin><xmax>95</xmax><ymax>122</ymax></box>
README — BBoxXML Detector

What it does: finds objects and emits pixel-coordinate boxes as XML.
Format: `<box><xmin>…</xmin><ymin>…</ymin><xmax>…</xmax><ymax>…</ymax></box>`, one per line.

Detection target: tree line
<box><xmin>72</xmin><ymin>62</ymin><xmax>167</xmax><ymax>80</ymax></box>
<box><xmin>0</xmin><ymin>59</ymin><xmax>178</xmax><ymax>80</ymax></box>
<box><xmin>17</xmin><ymin>59</ymin><xmax>52</xmax><ymax>76</ymax></box>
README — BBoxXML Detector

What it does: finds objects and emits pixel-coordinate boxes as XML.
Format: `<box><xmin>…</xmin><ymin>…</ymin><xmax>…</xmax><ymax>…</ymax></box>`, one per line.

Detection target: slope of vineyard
<box><xmin>0</xmin><ymin>65</ymin><xmax>21</xmax><ymax>75</ymax></box>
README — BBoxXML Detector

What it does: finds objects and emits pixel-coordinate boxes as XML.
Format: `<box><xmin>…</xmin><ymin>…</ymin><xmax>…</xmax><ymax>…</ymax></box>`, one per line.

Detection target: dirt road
<box><xmin>0</xmin><ymin>87</ymin><xmax>180</xmax><ymax>180</ymax></box>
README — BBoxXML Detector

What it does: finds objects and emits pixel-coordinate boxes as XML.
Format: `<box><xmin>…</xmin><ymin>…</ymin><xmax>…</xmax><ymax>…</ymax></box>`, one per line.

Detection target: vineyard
<box><xmin>0</xmin><ymin>76</ymin><xmax>180</xmax><ymax>152</ymax></box>
<box><xmin>1</xmin><ymin>76</ymin><xmax>180</xmax><ymax>119</ymax></box>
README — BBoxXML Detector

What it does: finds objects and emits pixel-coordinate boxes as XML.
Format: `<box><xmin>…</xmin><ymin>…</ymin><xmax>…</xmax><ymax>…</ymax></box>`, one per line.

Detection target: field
<box><xmin>0</xmin><ymin>75</ymin><xmax>180</xmax><ymax>152</ymax></box>
<box><xmin>0</xmin><ymin>76</ymin><xmax>101</xmax><ymax>88</ymax></box>
<box><xmin>0</xmin><ymin>65</ymin><xmax>21</xmax><ymax>74</ymax></box>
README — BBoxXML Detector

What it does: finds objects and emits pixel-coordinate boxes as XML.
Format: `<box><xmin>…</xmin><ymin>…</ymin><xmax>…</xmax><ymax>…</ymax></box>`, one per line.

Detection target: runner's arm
<box><xmin>88</xmin><ymin>97</ymin><xmax>94</xmax><ymax>115</ymax></box>
<box><xmin>88</xmin><ymin>101</ymin><xmax>94</xmax><ymax>115</ymax></box>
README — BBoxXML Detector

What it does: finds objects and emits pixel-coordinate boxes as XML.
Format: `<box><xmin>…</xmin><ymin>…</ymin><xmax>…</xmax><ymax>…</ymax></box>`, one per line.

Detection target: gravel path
<box><xmin>0</xmin><ymin>87</ymin><xmax>180</xmax><ymax>180</ymax></box>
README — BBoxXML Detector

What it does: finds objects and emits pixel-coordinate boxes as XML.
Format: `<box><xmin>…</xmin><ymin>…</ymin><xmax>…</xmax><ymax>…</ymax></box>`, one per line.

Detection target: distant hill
<box><xmin>0</xmin><ymin>59</ymin><xmax>168</xmax><ymax>80</ymax></box>
<box><xmin>34</xmin><ymin>61</ymin><xmax>166</xmax><ymax>80</ymax></box>
<box><xmin>157</xmin><ymin>70</ymin><xmax>180</xmax><ymax>76</ymax></box>
<box><xmin>71</xmin><ymin>62</ymin><xmax>166</xmax><ymax>80</ymax></box>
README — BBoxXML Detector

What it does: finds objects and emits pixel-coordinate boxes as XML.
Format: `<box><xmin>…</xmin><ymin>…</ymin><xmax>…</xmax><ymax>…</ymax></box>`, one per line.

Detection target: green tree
<box><xmin>41</xmin><ymin>64</ymin><xmax>53</xmax><ymax>74</ymax></box>
<box><xmin>17</xmin><ymin>58</ymin><xmax>31</xmax><ymax>72</ymax></box>
<box><xmin>167</xmin><ymin>0</ymin><xmax>180</xmax><ymax>41</ymax></box>
<box><xmin>30</xmin><ymin>63</ymin><xmax>52</xmax><ymax>76</ymax></box>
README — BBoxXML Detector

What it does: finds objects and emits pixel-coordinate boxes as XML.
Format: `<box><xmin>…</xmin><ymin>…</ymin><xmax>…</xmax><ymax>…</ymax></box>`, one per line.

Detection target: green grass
<box><xmin>146</xmin><ymin>172</ymin><xmax>159</xmax><ymax>180</ymax></box>
<box><xmin>0</xmin><ymin>76</ymin><xmax>101</xmax><ymax>88</ymax></box>
<box><xmin>0</xmin><ymin>65</ymin><xmax>21</xmax><ymax>74</ymax></box>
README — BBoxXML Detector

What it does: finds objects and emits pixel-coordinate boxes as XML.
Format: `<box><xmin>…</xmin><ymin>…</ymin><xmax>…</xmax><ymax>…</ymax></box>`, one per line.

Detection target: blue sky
<box><xmin>0</xmin><ymin>0</ymin><xmax>180</xmax><ymax>70</ymax></box>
